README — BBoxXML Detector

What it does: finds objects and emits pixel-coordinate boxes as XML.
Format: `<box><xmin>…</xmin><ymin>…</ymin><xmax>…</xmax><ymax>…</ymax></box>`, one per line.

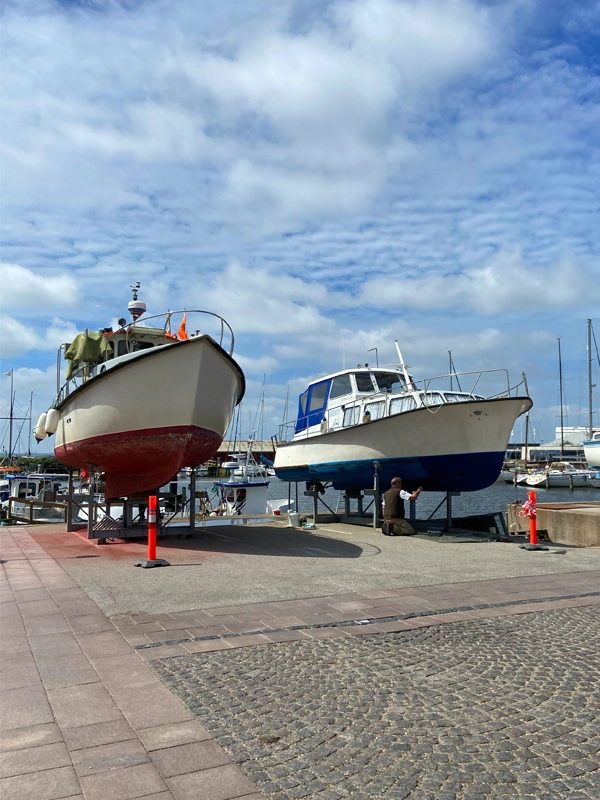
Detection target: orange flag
<box><xmin>178</xmin><ymin>312</ymin><xmax>189</xmax><ymax>340</ymax></box>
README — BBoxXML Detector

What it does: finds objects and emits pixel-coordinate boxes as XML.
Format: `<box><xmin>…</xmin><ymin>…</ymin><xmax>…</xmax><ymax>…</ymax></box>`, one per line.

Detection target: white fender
<box><xmin>45</xmin><ymin>408</ymin><xmax>60</xmax><ymax>435</ymax></box>
<box><xmin>34</xmin><ymin>412</ymin><xmax>47</xmax><ymax>442</ymax></box>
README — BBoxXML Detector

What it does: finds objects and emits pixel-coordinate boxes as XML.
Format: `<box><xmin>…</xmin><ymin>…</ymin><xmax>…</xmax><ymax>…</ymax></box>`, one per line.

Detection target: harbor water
<box><xmin>197</xmin><ymin>478</ymin><xmax>598</xmax><ymax>521</ymax></box>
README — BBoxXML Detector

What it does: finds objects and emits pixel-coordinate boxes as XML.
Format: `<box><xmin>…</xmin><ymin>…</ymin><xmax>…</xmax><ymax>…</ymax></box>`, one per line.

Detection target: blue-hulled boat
<box><xmin>273</xmin><ymin>344</ymin><xmax>532</xmax><ymax>492</ymax></box>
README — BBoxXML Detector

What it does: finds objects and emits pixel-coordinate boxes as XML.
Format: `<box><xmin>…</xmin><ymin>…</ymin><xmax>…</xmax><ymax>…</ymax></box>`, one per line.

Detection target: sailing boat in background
<box><xmin>583</xmin><ymin>318</ymin><xmax>600</xmax><ymax>467</ymax></box>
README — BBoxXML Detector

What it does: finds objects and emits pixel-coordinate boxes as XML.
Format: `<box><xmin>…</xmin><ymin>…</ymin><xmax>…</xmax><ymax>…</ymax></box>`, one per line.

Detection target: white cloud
<box><xmin>360</xmin><ymin>251</ymin><xmax>597</xmax><ymax>313</ymax></box>
<box><xmin>1</xmin><ymin>1</ymin><xmax>598</xmax><ymax>448</ymax></box>
<box><xmin>235</xmin><ymin>353</ymin><xmax>280</xmax><ymax>376</ymax></box>
<box><xmin>0</xmin><ymin>315</ymin><xmax>80</xmax><ymax>358</ymax></box>
<box><xmin>193</xmin><ymin>260</ymin><xmax>337</xmax><ymax>336</ymax></box>
<box><xmin>0</xmin><ymin>263</ymin><xmax>80</xmax><ymax>312</ymax></box>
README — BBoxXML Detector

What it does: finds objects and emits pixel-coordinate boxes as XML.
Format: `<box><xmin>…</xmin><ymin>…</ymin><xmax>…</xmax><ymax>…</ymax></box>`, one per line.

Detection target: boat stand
<box><xmin>424</xmin><ymin>491</ymin><xmax>462</xmax><ymax>532</ymax></box>
<box><xmin>303</xmin><ymin>486</ymin><xmax>339</xmax><ymax>525</ymax></box>
<box><xmin>303</xmin><ymin>461</ymin><xmax>384</xmax><ymax>530</ymax></box>
<box><xmin>64</xmin><ymin>468</ymin><xmax>202</xmax><ymax>540</ymax></box>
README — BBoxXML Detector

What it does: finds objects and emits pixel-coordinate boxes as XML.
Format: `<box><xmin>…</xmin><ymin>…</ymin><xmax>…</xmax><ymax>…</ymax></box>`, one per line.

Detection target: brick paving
<box><xmin>153</xmin><ymin>607</ymin><xmax>600</xmax><ymax>799</ymax></box>
<box><xmin>1</xmin><ymin>526</ymin><xmax>600</xmax><ymax>800</ymax></box>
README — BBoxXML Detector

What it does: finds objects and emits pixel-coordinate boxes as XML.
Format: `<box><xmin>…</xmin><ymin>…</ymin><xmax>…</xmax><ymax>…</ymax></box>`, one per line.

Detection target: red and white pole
<box><xmin>527</xmin><ymin>490</ymin><xmax>537</xmax><ymax>546</ymax></box>
<box><xmin>147</xmin><ymin>495</ymin><xmax>157</xmax><ymax>561</ymax></box>
<box><xmin>134</xmin><ymin>493</ymin><xmax>169</xmax><ymax>568</ymax></box>
<box><xmin>518</xmin><ymin>489</ymin><xmax>548</xmax><ymax>551</ymax></box>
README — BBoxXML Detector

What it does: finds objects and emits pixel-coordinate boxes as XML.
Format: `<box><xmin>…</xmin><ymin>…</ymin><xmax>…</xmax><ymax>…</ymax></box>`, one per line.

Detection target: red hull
<box><xmin>55</xmin><ymin>425</ymin><xmax>222</xmax><ymax>499</ymax></box>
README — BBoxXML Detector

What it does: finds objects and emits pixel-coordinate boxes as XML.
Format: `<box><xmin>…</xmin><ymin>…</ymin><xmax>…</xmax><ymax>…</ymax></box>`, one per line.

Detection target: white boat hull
<box><xmin>275</xmin><ymin>397</ymin><xmax>532</xmax><ymax>492</ymax></box>
<box><xmin>583</xmin><ymin>439</ymin><xmax>600</xmax><ymax>467</ymax></box>
<box><xmin>525</xmin><ymin>472</ymin><xmax>596</xmax><ymax>488</ymax></box>
<box><xmin>54</xmin><ymin>336</ymin><xmax>244</xmax><ymax>498</ymax></box>
<box><xmin>497</xmin><ymin>469</ymin><xmax>529</xmax><ymax>484</ymax></box>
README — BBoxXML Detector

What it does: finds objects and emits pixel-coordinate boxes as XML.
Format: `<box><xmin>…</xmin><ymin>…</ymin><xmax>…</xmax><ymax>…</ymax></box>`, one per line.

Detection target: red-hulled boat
<box><xmin>36</xmin><ymin>284</ymin><xmax>245</xmax><ymax>499</ymax></box>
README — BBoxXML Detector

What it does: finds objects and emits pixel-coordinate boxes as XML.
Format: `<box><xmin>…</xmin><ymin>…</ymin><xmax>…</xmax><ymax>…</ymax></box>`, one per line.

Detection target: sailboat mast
<box><xmin>588</xmin><ymin>319</ymin><xmax>594</xmax><ymax>439</ymax></box>
<box><xmin>28</xmin><ymin>392</ymin><xmax>33</xmax><ymax>457</ymax></box>
<box><xmin>558</xmin><ymin>337</ymin><xmax>564</xmax><ymax>457</ymax></box>
<box><xmin>7</xmin><ymin>370</ymin><xmax>14</xmax><ymax>461</ymax></box>
<box><xmin>449</xmin><ymin>350</ymin><xmax>453</xmax><ymax>391</ymax></box>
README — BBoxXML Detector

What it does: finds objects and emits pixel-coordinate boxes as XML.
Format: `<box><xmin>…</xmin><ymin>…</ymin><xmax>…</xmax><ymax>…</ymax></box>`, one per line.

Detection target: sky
<box><xmin>1</xmin><ymin>0</ymin><xmax>599</xmax><ymax>457</ymax></box>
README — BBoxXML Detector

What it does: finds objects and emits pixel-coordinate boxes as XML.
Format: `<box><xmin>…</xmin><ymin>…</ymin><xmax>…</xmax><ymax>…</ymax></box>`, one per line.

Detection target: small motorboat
<box><xmin>525</xmin><ymin>462</ymin><xmax>598</xmax><ymax>488</ymax></box>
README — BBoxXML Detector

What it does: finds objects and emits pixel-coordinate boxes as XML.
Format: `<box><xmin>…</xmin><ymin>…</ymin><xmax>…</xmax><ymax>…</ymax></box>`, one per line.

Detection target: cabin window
<box><xmin>373</xmin><ymin>373</ymin><xmax>404</xmax><ymax>393</ymax></box>
<box><xmin>117</xmin><ymin>340</ymin><xmax>129</xmax><ymax>356</ymax></box>
<box><xmin>420</xmin><ymin>392</ymin><xmax>444</xmax><ymax>406</ymax></box>
<box><xmin>444</xmin><ymin>393</ymin><xmax>468</xmax><ymax>403</ymax></box>
<box><xmin>299</xmin><ymin>390</ymin><xmax>308</xmax><ymax>416</ymax></box>
<box><xmin>330</xmin><ymin>375</ymin><xmax>352</xmax><ymax>399</ymax></box>
<box><xmin>365</xmin><ymin>401</ymin><xmax>385</xmax><ymax>420</ymax></box>
<box><xmin>309</xmin><ymin>382</ymin><xmax>329</xmax><ymax>412</ymax></box>
<box><xmin>133</xmin><ymin>341</ymin><xmax>154</xmax><ymax>352</ymax></box>
<box><xmin>294</xmin><ymin>390</ymin><xmax>310</xmax><ymax>433</ymax></box>
<box><xmin>343</xmin><ymin>406</ymin><xmax>361</xmax><ymax>426</ymax></box>
<box><xmin>389</xmin><ymin>396</ymin><xmax>417</xmax><ymax>415</ymax></box>
<box><xmin>354</xmin><ymin>373</ymin><xmax>374</xmax><ymax>392</ymax></box>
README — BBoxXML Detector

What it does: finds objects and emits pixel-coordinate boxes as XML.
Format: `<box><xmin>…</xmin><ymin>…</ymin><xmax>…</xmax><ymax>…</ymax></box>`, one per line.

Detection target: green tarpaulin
<box><xmin>64</xmin><ymin>331</ymin><xmax>110</xmax><ymax>380</ymax></box>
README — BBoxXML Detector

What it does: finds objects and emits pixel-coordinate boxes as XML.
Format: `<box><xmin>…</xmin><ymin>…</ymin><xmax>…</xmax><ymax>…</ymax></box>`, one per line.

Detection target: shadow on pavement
<box><xmin>31</xmin><ymin>523</ymin><xmax>366</xmax><ymax>561</ymax></box>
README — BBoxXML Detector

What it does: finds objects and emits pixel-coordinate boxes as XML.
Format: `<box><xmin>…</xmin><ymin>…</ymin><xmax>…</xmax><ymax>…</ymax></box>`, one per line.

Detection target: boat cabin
<box><xmin>0</xmin><ymin>473</ymin><xmax>71</xmax><ymax>506</ymax></box>
<box><xmin>291</xmin><ymin>368</ymin><xmax>486</xmax><ymax>438</ymax></box>
<box><xmin>62</xmin><ymin>323</ymin><xmax>179</xmax><ymax>385</ymax></box>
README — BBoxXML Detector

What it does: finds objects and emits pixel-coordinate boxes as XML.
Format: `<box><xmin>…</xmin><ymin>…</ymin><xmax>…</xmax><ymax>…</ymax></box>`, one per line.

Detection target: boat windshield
<box><xmin>330</xmin><ymin>374</ymin><xmax>352</xmax><ymax>399</ymax></box>
<box><xmin>373</xmin><ymin>373</ymin><xmax>404</xmax><ymax>393</ymax></box>
<box><xmin>354</xmin><ymin>373</ymin><xmax>375</xmax><ymax>392</ymax></box>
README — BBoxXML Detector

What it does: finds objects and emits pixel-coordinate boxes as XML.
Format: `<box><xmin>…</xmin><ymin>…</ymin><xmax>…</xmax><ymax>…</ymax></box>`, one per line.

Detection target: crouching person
<box><xmin>382</xmin><ymin>477</ymin><xmax>423</xmax><ymax>535</ymax></box>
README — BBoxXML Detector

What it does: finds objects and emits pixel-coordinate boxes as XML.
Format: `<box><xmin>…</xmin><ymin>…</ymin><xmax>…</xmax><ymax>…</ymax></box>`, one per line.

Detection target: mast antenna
<box><xmin>128</xmin><ymin>282</ymin><xmax>146</xmax><ymax>321</ymax></box>
<box><xmin>394</xmin><ymin>341</ymin><xmax>416</xmax><ymax>389</ymax></box>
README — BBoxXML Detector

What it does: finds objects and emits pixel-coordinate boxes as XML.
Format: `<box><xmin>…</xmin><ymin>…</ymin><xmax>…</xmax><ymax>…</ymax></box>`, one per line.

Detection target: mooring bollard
<box><xmin>518</xmin><ymin>489</ymin><xmax>548</xmax><ymax>551</ymax></box>
<box><xmin>134</xmin><ymin>495</ymin><xmax>170</xmax><ymax>568</ymax></box>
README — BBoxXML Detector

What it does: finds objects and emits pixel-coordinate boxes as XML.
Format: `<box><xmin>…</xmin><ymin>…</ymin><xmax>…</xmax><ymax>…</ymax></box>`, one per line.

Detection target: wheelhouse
<box><xmin>290</xmin><ymin>368</ymin><xmax>486</xmax><ymax>438</ymax></box>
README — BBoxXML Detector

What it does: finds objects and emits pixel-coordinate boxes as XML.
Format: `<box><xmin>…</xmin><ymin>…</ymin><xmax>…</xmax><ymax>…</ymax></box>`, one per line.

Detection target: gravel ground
<box><xmin>152</xmin><ymin>606</ymin><xmax>600</xmax><ymax>800</ymax></box>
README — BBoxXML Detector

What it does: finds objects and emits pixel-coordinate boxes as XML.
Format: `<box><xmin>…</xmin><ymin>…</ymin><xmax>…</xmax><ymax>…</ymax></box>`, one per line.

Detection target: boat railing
<box><xmin>416</xmin><ymin>368</ymin><xmax>512</xmax><ymax>397</ymax></box>
<box><xmin>122</xmin><ymin>309</ymin><xmax>236</xmax><ymax>355</ymax></box>
<box><xmin>53</xmin><ymin>309</ymin><xmax>236</xmax><ymax>406</ymax></box>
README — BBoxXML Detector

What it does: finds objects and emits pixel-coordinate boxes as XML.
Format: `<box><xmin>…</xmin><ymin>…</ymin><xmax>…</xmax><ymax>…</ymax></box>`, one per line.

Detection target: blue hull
<box><xmin>275</xmin><ymin>451</ymin><xmax>506</xmax><ymax>492</ymax></box>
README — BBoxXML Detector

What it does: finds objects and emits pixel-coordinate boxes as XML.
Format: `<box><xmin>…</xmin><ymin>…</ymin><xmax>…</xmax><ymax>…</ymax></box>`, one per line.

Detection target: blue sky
<box><xmin>1</xmin><ymin>0</ymin><xmax>599</xmax><ymax>455</ymax></box>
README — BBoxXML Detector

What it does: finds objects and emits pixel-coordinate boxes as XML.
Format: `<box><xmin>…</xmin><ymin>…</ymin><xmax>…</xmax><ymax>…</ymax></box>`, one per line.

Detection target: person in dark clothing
<box><xmin>382</xmin><ymin>477</ymin><xmax>423</xmax><ymax>535</ymax></box>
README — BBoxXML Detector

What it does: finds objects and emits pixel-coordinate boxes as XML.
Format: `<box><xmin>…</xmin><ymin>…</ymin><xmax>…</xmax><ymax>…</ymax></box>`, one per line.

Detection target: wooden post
<box><xmin>87</xmin><ymin>469</ymin><xmax>95</xmax><ymax>540</ymax></box>
<box><xmin>373</xmin><ymin>462</ymin><xmax>380</xmax><ymax>531</ymax></box>
<box><xmin>66</xmin><ymin>469</ymin><xmax>74</xmax><ymax>532</ymax></box>
<box><xmin>190</xmin><ymin>468</ymin><xmax>196</xmax><ymax>535</ymax></box>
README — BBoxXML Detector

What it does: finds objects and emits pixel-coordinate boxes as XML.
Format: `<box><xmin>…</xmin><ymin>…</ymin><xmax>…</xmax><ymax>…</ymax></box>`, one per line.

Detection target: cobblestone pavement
<box><xmin>152</xmin><ymin>606</ymin><xmax>600</xmax><ymax>800</ymax></box>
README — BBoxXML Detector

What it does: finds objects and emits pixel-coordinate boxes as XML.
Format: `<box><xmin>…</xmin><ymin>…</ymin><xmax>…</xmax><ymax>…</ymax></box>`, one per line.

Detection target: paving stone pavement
<box><xmin>152</xmin><ymin>606</ymin><xmax>600</xmax><ymax>800</ymax></box>
<box><xmin>3</xmin><ymin>526</ymin><xmax>600</xmax><ymax>800</ymax></box>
